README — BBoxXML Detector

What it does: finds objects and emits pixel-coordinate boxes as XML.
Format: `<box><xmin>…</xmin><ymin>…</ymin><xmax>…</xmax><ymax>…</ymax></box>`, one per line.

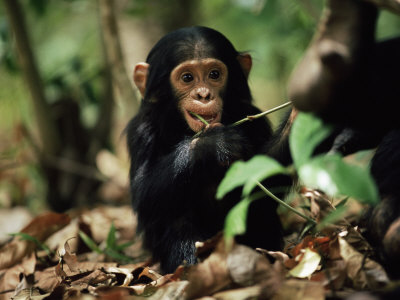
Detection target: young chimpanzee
<box><xmin>126</xmin><ymin>26</ymin><xmax>283</xmax><ymax>273</ymax></box>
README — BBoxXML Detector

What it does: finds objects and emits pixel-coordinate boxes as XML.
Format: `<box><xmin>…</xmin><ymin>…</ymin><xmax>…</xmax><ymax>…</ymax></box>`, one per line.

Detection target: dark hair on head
<box><xmin>143</xmin><ymin>26</ymin><xmax>252</xmax><ymax>106</ymax></box>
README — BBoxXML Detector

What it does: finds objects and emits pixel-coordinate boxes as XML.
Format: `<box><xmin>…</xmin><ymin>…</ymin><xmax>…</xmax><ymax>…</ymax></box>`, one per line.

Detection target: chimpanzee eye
<box><xmin>181</xmin><ymin>73</ymin><xmax>194</xmax><ymax>83</ymax></box>
<box><xmin>209</xmin><ymin>70</ymin><xmax>220</xmax><ymax>80</ymax></box>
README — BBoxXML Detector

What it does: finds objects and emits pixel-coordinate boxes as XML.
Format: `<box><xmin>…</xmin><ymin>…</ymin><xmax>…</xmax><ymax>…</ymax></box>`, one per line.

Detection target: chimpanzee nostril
<box><xmin>196</xmin><ymin>87</ymin><xmax>211</xmax><ymax>101</ymax></box>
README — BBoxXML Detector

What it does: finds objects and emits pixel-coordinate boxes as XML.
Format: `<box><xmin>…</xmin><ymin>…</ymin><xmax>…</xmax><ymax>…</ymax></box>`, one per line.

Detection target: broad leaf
<box><xmin>216</xmin><ymin>155</ymin><xmax>287</xmax><ymax>200</ymax></box>
<box><xmin>298</xmin><ymin>154</ymin><xmax>378</xmax><ymax>204</ymax></box>
<box><xmin>290</xmin><ymin>112</ymin><xmax>334</xmax><ymax>169</ymax></box>
<box><xmin>224</xmin><ymin>197</ymin><xmax>251</xmax><ymax>240</ymax></box>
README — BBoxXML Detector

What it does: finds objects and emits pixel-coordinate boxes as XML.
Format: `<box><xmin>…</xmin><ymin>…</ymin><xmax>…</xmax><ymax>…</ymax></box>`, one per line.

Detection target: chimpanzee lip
<box><xmin>187</xmin><ymin>110</ymin><xmax>220</xmax><ymax>124</ymax></box>
<box><xmin>184</xmin><ymin>110</ymin><xmax>221</xmax><ymax>132</ymax></box>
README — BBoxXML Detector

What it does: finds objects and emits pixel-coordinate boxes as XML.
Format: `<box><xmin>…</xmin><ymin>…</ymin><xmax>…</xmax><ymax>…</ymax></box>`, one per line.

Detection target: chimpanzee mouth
<box><xmin>185</xmin><ymin>110</ymin><xmax>222</xmax><ymax>132</ymax></box>
<box><xmin>187</xmin><ymin>110</ymin><xmax>220</xmax><ymax>124</ymax></box>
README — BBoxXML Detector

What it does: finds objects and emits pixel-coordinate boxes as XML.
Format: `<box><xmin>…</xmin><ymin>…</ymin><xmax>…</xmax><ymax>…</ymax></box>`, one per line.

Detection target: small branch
<box><xmin>189</xmin><ymin>111</ymin><xmax>209</xmax><ymax>126</ymax></box>
<box><xmin>255</xmin><ymin>180</ymin><xmax>317</xmax><ymax>225</ymax></box>
<box><xmin>232</xmin><ymin>101</ymin><xmax>292</xmax><ymax>127</ymax></box>
<box><xmin>191</xmin><ymin>101</ymin><xmax>291</xmax><ymax>139</ymax></box>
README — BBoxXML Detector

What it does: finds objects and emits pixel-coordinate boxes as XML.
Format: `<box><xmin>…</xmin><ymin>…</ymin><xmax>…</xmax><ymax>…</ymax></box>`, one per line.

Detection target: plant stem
<box><xmin>255</xmin><ymin>180</ymin><xmax>317</xmax><ymax>225</ymax></box>
<box><xmin>191</xmin><ymin>101</ymin><xmax>291</xmax><ymax>139</ymax></box>
<box><xmin>232</xmin><ymin>101</ymin><xmax>292</xmax><ymax>127</ymax></box>
<box><xmin>189</xmin><ymin>111</ymin><xmax>209</xmax><ymax>125</ymax></box>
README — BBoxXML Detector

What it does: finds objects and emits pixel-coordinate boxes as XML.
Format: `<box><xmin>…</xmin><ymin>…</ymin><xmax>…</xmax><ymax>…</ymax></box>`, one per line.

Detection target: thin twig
<box><xmin>231</xmin><ymin>101</ymin><xmax>292</xmax><ymax>127</ymax></box>
<box><xmin>255</xmin><ymin>180</ymin><xmax>317</xmax><ymax>225</ymax></box>
<box><xmin>191</xmin><ymin>101</ymin><xmax>291</xmax><ymax>139</ymax></box>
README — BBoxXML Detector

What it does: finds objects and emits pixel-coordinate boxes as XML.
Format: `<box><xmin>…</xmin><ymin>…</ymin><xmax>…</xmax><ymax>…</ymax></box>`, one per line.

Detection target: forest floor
<box><xmin>1</xmin><ymin>195</ymin><xmax>399</xmax><ymax>300</ymax></box>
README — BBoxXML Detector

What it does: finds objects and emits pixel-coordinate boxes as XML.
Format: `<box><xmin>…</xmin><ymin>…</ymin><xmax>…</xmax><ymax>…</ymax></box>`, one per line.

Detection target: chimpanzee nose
<box><xmin>195</xmin><ymin>87</ymin><xmax>211</xmax><ymax>101</ymax></box>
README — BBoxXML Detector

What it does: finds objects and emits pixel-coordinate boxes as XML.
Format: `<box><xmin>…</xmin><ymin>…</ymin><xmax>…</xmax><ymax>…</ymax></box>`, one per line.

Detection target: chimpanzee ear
<box><xmin>237</xmin><ymin>53</ymin><xmax>252</xmax><ymax>79</ymax></box>
<box><xmin>133</xmin><ymin>62</ymin><xmax>149</xmax><ymax>97</ymax></box>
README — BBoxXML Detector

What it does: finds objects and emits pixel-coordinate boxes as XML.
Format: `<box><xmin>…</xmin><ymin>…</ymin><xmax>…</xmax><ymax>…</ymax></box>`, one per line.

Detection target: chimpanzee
<box><xmin>287</xmin><ymin>0</ymin><xmax>400</xmax><ymax>277</ymax></box>
<box><xmin>126</xmin><ymin>26</ymin><xmax>283</xmax><ymax>273</ymax></box>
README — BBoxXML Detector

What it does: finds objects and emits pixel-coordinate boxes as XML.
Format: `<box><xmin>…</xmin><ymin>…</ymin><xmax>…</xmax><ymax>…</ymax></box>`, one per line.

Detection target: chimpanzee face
<box><xmin>132</xmin><ymin>26</ymin><xmax>253</xmax><ymax>133</ymax></box>
<box><xmin>170</xmin><ymin>58</ymin><xmax>227</xmax><ymax>132</ymax></box>
<box><xmin>133</xmin><ymin>53</ymin><xmax>251</xmax><ymax>133</ymax></box>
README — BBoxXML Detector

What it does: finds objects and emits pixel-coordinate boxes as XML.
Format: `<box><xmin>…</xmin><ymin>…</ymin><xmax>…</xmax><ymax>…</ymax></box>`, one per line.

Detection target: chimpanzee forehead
<box><xmin>146</xmin><ymin>27</ymin><xmax>239</xmax><ymax>68</ymax></box>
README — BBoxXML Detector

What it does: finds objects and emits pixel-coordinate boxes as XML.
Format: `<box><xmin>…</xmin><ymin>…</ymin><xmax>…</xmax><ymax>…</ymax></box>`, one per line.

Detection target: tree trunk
<box><xmin>3</xmin><ymin>0</ymin><xmax>61</xmax><ymax>157</ymax></box>
<box><xmin>98</xmin><ymin>0</ymin><xmax>139</xmax><ymax>121</ymax></box>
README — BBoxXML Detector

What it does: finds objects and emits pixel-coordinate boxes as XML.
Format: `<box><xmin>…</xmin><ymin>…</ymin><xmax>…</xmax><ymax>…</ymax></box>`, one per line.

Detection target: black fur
<box><xmin>127</xmin><ymin>26</ymin><xmax>282</xmax><ymax>273</ymax></box>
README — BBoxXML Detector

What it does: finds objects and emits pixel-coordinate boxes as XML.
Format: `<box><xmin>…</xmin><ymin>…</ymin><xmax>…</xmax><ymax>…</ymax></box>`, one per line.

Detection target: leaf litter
<box><xmin>0</xmin><ymin>198</ymin><xmax>400</xmax><ymax>300</ymax></box>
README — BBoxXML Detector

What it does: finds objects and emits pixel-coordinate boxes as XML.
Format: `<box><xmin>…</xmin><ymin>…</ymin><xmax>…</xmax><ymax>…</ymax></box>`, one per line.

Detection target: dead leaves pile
<box><xmin>0</xmin><ymin>196</ymin><xmax>399</xmax><ymax>300</ymax></box>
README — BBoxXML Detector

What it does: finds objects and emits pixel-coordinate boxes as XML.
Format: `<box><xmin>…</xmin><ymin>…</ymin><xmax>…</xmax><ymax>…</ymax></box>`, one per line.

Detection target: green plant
<box><xmin>217</xmin><ymin>112</ymin><xmax>379</xmax><ymax>243</ymax></box>
<box><xmin>79</xmin><ymin>223</ymin><xmax>135</xmax><ymax>263</ymax></box>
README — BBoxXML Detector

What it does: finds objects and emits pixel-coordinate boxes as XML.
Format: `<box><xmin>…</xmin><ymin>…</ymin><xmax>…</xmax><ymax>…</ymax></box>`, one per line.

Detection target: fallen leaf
<box><xmin>212</xmin><ymin>285</ymin><xmax>261</xmax><ymax>300</ymax></box>
<box><xmin>104</xmin><ymin>266</ymin><xmax>134</xmax><ymax>286</ymax></box>
<box><xmin>227</xmin><ymin>244</ymin><xmax>283</xmax><ymax>299</ymax></box>
<box><xmin>62</xmin><ymin>240</ymin><xmax>79</xmax><ymax>273</ymax></box>
<box><xmin>21</xmin><ymin>212</ymin><xmax>71</xmax><ymax>242</ymax></box>
<box><xmin>338</xmin><ymin>236</ymin><xmax>389</xmax><ymax>289</ymax></box>
<box><xmin>184</xmin><ymin>241</ymin><xmax>231</xmax><ymax>299</ymax></box>
<box><xmin>272</xmin><ymin>279</ymin><xmax>324</xmax><ymax>300</ymax></box>
<box><xmin>0</xmin><ymin>213</ymin><xmax>70</xmax><ymax>271</ymax></box>
<box><xmin>288</xmin><ymin>248</ymin><xmax>321</xmax><ymax>278</ymax></box>
<box><xmin>0</xmin><ymin>253</ymin><xmax>36</xmax><ymax>300</ymax></box>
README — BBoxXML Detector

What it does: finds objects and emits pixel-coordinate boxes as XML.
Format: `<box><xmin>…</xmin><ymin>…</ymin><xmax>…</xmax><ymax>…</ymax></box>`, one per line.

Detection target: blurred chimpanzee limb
<box><xmin>365</xmin><ymin>129</ymin><xmax>400</xmax><ymax>277</ymax></box>
<box><xmin>288</xmin><ymin>0</ymin><xmax>400</xmax><ymax>132</ymax></box>
<box><xmin>288</xmin><ymin>0</ymin><xmax>378</xmax><ymax>127</ymax></box>
<box><xmin>287</xmin><ymin>0</ymin><xmax>400</xmax><ymax>278</ymax></box>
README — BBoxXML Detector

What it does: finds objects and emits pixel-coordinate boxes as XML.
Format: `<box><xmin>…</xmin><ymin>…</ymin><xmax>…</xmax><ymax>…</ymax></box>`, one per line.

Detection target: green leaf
<box><xmin>78</xmin><ymin>231</ymin><xmax>102</xmax><ymax>254</ymax></box>
<box><xmin>106</xmin><ymin>223</ymin><xmax>117</xmax><ymax>250</ymax></box>
<box><xmin>289</xmin><ymin>112</ymin><xmax>334</xmax><ymax>168</ymax></box>
<box><xmin>298</xmin><ymin>154</ymin><xmax>379</xmax><ymax>204</ymax></box>
<box><xmin>10</xmin><ymin>232</ymin><xmax>53</xmax><ymax>256</ymax></box>
<box><xmin>115</xmin><ymin>240</ymin><xmax>135</xmax><ymax>251</ymax></box>
<box><xmin>216</xmin><ymin>155</ymin><xmax>287</xmax><ymax>199</ymax></box>
<box><xmin>316</xmin><ymin>205</ymin><xmax>348</xmax><ymax>231</ymax></box>
<box><xmin>104</xmin><ymin>248</ymin><xmax>134</xmax><ymax>264</ymax></box>
<box><xmin>224</xmin><ymin>197</ymin><xmax>252</xmax><ymax>241</ymax></box>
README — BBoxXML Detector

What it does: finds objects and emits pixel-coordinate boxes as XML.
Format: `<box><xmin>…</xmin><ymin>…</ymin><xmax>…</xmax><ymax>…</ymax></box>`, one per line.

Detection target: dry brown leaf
<box><xmin>0</xmin><ymin>213</ymin><xmax>70</xmax><ymax>271</ymax></box>
<box><xmin>0</xmin><ymin>253</ymin><xmax>36</xmax><ymax>300</ymax></box>
<box><xmin>45</xmin><ymin>218</ymin><xmax>80</xmax><ymax>256</ymax></box>
<box><xmin>21</xmin><ymin>212</ymin><xmax>71</xmax><ymax>242</ymax></box>
<box><xmin>0</xmin><ymin>237</ymin><xmax>35</xmax><ymax>270</ymax></box>
<box><xmin>272</xmin><ymin>279</ymin><xmax>325</xmax><ymax>300</ymax></box>
<box><xmin>212</xmin><ymin>285</ymin><xmax>262</xmax><ymax>300</ymax></box>
<box><xmin>104</xmin><ymin>267</ymin><xmax>134</xmax><ymax>286</ymax></box>
<box><xmin>70</xmin><ymin>269</ymin><xmax>114</xmax><ymax>288</ymax></box>
<box><xmin>228</xmin><ymin>244</ymin><xmax>283</xmax><ymax>298</ymax></box>
<box><xmin>80</xmin><ymin>206</ymin><xmax>136</xmax><ymax>243</ymax></box>
<box><xmin>310</xmin><ymin>260</ymin><xmax>347</xmax><ymax>290</ymax></box>
<box><xmin>338</xmin><ymin>236</ymin><xmax>389</xmax><ymax>289</ymax></box>
<box><xmin>133</xmin><ymin>281</ymin><xmax>188</xmax><ymax>300</ymax></box>
<box><xmin>95</xmin><ymin>286</ymin><xmax>131</xmax><ymax>299</ymax></box>
<box><xmin>10</xmin><ymin>287</ymin><xmax>44</xmax><ymax>300</ymax></box>
<box><xmin>62</xmin><ymin>240</ymin><xmax>79</xmax><ymax>273</ymax></box>
<box><xmin>184</xmin><ymin>240</ymin><xmax>231</xmax><ymax>299</ymax></box>
<box><xmin>35</xmin><ymin>266</ymin><xmax>61</xmax><ymax>292</ymax></box>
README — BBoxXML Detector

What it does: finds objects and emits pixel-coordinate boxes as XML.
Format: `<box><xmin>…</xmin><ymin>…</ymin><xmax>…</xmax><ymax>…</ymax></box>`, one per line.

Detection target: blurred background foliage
<box><xmin>0</xmin><ymin>0</ymin><xmax>399</xmax><ymax>214</ymax></box>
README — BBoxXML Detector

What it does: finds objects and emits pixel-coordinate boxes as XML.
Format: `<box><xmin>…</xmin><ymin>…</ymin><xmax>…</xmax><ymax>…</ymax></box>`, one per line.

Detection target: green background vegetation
<box><xmin>0</xmin><ymin>0</ymin><xmax>399</xmax><ymax>212</ymax></box>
